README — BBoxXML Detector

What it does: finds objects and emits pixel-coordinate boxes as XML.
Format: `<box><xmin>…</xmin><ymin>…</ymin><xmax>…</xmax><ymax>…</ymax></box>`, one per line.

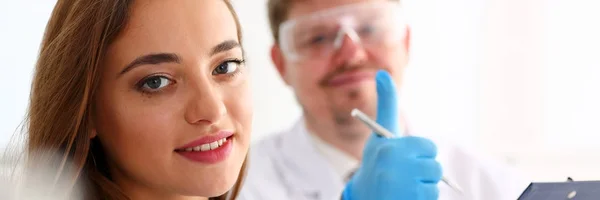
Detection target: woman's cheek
<box><xmin>98</xmin><ymin>91</ymin><xmax>180</xmax><ymax>159</ymax></box>
<box><xmin>226</xmin><ymin>81</ymin><xmax>252</xmax><ymax>143</ymax></box>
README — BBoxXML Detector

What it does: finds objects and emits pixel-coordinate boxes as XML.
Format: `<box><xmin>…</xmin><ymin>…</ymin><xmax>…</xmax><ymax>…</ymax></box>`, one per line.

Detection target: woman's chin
<box><xmin>178</xmin><ymin>185</ymin><xmax>233</xmax><ymax>198</ymax></box>
<box><xmin>175</xmin><ymin>175</ymin><xmax>238</xmax><ymax>197</ymax></box>
<box><xmin>166</xmin><ymin>153</ymin><xmax>245</xmax><ymax>197</ymax></box>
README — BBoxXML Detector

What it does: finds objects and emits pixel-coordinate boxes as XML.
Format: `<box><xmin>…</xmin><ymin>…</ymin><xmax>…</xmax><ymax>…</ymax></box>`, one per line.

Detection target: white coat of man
<box><xmin>239</xmin><ymin>0</ymin><xmax>532</xmax><ymax>199</ymax></box>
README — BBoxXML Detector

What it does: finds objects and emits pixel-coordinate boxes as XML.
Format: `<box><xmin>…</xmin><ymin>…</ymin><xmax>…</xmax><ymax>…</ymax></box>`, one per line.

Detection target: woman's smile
<box><xmin>175</xmin><ymin>131</ymin><xmax>235</xmax><ymax>164</ymax></box>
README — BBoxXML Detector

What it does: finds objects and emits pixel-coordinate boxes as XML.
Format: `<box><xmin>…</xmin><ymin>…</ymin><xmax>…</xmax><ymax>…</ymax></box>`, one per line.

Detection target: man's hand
<box><xmin>341</xmin><ymin>70</ymin><xmax>442</xmax><ymax>200</ymax></box>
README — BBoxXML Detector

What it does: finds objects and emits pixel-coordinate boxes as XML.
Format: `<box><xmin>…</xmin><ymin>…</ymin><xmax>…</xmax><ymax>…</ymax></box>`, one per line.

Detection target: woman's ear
<box><xmin>89</xmin><ymin>108</ymin><xmax>98</xmax><ymax>139</ymax></box>
<box><xmin>90</xmin><ymin>129</ymin><xmax>97</xmax><ymax>139</ymax></box>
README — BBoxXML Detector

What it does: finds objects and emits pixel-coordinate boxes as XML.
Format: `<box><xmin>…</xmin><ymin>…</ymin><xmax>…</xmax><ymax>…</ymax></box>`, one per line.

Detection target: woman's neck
<box><xmin>118</xmin><ymin>185</ymin><xmax>209</xmax><ymax>200</ymax></box>
<box><xmin>109</xmin><ymin>166</ymin><xmax>210</xmax><ymax>200</ymax></box>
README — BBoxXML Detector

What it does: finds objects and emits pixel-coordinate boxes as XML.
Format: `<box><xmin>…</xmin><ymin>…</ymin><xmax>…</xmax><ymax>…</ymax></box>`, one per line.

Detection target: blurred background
<box><xmin>1</xmin><ymin>0</ymin><xmax>599</xmax><ymax>182</ymax></box>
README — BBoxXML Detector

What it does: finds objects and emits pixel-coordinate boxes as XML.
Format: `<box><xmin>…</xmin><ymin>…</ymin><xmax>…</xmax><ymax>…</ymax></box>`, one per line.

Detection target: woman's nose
<box><xmin>184</xmin><ymin>79</ymin><xmax>227</xmax><ymax>125</ymax></box>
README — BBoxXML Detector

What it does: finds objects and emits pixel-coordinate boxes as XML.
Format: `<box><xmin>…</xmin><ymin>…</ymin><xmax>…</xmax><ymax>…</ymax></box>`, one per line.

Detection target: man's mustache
<box><xmin>319</xmin><ymin>64</ymin><xmax>380</xmax><ymax>87</ymax></box>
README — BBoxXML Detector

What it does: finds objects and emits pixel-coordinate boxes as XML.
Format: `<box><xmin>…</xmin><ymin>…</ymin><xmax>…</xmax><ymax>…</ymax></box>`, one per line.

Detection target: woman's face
<box><xmin>94</xmin><ymin>0</ymin><xmax>251</xmax><ymax>198</ymax></box>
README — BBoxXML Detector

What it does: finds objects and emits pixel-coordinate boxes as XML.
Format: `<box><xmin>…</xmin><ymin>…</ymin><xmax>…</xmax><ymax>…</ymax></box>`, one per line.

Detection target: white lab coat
<box><xmin>238</xmin><ymin>119</ymin><xmax>531</xmax><ymax>200</ymax></box>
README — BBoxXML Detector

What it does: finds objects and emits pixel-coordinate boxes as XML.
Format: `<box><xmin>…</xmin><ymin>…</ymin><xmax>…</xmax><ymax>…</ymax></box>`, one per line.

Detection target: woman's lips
<box><xmin>175</xmin><ymin>131</ymin><xmax>234</xmax><ymax>164</ymax></box>
<box><xmin>176</xmin><ymin>131</ymin><xmax>233</xmax><ymax>150</ymax></box>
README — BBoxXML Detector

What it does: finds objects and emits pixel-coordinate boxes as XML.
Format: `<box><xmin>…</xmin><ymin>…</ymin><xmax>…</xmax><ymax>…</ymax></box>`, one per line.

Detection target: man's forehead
<box><xmin>287</xmin><ymin>0</ymin><xmax>385</xmax><ymax>20</ymax></box>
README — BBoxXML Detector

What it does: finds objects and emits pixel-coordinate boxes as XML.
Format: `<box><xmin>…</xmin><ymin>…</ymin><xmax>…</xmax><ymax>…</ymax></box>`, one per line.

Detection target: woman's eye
<box><xmin>213</xmin><ymin>60</ymin><xmax>241</xmax><ymax>75</ymax></box>
<box><xmin>141</xmin><ymin>76</ymin><xmax>171</xmax><ymax>90</ymax></box>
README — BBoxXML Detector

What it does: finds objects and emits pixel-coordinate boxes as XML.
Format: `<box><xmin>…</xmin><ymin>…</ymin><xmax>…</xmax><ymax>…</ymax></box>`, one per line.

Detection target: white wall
<box><xmin>1</xmin><ymin>0</ymin><xmax>600</xmax><ymax>182</ymax></box>
<box><xmin>0</xmin><ymin>1</ymin><xmax>57</xmax><ymax>148</ymax></box>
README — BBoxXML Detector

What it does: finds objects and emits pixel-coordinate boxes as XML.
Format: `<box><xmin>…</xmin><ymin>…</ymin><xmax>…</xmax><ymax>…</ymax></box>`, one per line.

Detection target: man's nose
<box><xmin>332</xmin><ymin>29</ymin><xmax>368</xmax><ymax>66</ymax></box>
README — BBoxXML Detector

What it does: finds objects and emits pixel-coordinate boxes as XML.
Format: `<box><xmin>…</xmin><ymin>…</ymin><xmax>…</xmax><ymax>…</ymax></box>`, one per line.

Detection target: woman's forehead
<box><xmin>108</xmin><ymin>0</ymin><xmax>239</xmax><ymax>59</ymax></box>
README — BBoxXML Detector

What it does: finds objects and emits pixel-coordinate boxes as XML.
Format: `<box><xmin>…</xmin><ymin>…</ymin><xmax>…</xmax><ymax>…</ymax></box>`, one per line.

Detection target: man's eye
<box><xmin>359</xmin><ymin>25</ymin><xmax>377</xmax><ymax>35</ymax></box>
<box><xmin>213</xmin><ymin>60</ymin><xmax>242</xmax><ymax>75</ymax></box>
<box><xmin>310</xmin><ymin>35</ymin><xmax>327</xmax><ymax>44</ymax></box>
<box><xmin>141</xmin><ymin>76</ymin><xmax>171</xmax><ymax>90</ymax></box>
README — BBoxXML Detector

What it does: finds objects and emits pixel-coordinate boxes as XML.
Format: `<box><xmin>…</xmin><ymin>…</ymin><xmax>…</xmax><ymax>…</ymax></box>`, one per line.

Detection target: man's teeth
<box><xmin>184</xmin><ymin>138</ymin><xmax>228</xmax><ymax>152</ymax></box>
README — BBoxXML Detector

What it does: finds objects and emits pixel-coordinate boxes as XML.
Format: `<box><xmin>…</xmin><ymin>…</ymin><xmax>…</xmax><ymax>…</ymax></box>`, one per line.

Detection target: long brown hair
<box><xmin>24</xmin><ymin>0</ymin><xmax>247</xmax><ymax>199</ymax></box>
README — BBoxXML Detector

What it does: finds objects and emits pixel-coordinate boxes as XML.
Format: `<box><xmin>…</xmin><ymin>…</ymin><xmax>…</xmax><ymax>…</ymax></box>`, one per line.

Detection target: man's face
<box><xmin>276</xmin><ymin>0</ymin><xmax>410</xmax><ymax>138</ymax></box>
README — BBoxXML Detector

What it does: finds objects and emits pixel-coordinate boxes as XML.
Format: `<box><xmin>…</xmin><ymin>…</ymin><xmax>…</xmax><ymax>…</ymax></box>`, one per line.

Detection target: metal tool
<box><xmin>351</xmin><ymin>108</ymin><xmax>465</xmax><ymax>195</ymax></box>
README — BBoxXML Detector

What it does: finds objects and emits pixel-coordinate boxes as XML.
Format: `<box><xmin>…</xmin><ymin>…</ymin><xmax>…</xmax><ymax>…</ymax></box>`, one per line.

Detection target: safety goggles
<box><xmin>278</xmin><ymin>1</ymin><xmax>407</xmax><ymax>62</ymax></box>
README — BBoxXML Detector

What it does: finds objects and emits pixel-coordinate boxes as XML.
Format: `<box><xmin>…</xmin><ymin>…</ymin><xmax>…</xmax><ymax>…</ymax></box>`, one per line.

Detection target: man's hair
<box><xmin>267</xmin><ymin>0</ymin><xmax>400</xmax><ymax>43</ymax></box>
<box><xmin>267</xmin><ymin>0</ymin><xmax>292</xmax><ymax>43</ymax></box>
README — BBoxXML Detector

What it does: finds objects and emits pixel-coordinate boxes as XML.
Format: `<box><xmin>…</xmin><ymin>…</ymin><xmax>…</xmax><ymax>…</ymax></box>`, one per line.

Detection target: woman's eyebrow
<box><xmin>118</xmin><ymin>40</ymin><xmax>239</xmax><ymax>77</ymax></box>
<box><xmin>210</xmin><ymin>40</ymin><xmax>240</xmax><ymax>56</ymax></box>
<box><xmin>119</xmin><ymin>53</ymin><xmax>181</xmax><ymax>76</ymax></box>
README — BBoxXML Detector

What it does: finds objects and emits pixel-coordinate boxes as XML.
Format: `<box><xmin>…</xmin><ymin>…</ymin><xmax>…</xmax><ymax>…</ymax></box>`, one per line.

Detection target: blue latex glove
<box><xmin>341</xmin><ymin>70</ymin><xmax>442</xmax><ymax>200</ymax></box>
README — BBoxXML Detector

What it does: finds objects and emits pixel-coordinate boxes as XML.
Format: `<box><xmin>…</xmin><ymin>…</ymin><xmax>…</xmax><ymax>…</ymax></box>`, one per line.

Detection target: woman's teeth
<box><xmin>184</xmin><ymin>138</ymin><xmax>227</xmax><ymax>152</ymax></box>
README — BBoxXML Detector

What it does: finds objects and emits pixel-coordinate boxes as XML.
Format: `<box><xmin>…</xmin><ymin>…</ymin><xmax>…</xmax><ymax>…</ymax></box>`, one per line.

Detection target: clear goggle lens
<box><xmin>279</xmin><ymin>2</ymin><xmax>407</xmax><ymax>61</ymax></box>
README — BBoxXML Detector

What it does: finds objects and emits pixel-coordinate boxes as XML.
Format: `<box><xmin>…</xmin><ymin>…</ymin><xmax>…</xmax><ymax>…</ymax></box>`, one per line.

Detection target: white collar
<box><xmin>303</xmin><ymin>110</ymin><xmax>412</xmax><ymax>182</ymax></box>
<box><xmin>307</xmin><ymin>131</ymin><xmax>360</xmax><ymax>182</ymax></box>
